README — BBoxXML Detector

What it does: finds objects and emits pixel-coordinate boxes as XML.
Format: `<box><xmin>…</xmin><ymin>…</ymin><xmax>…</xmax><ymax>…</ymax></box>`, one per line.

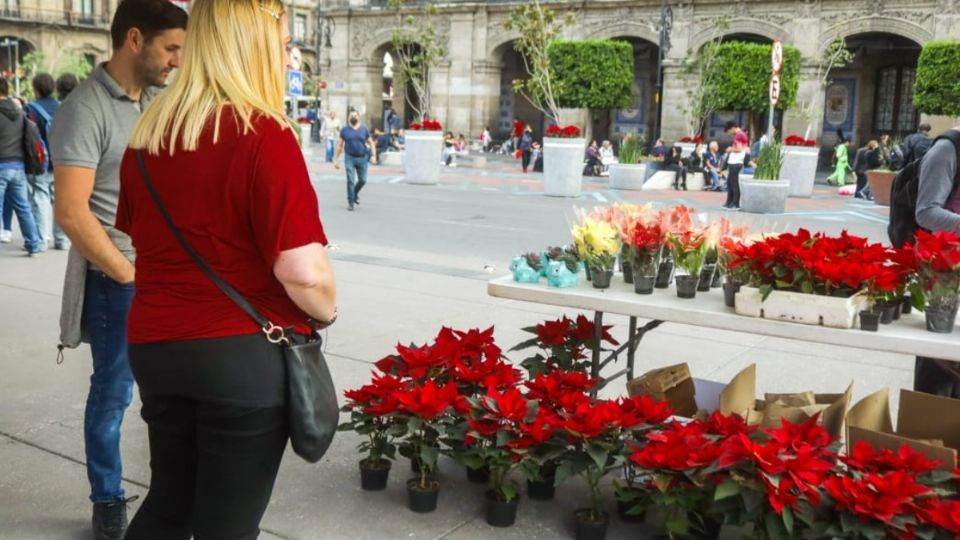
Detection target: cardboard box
<box><xmin>846</xmin><ymin>388</ymin><xmax>960</xmax><ymax>470</ymax></box>
<box><xmin>626</xmin><ymin>363</ymin><xmax>698</xmax><ymax>417</ymax></box>
<box><xmin>718</xmin><ymin>364</ymin><xmax>853</xmax><ymax>439</ymax></box>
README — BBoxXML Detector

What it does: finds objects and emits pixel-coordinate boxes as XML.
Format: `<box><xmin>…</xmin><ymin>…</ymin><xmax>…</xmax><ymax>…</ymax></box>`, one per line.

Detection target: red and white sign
<box><xmin>769</xmin><ymin>73</ymin><xmax>781</xmax><ymax>107</ymax></box>
<box><xmin>771</xmin><ymin>39</ymin><xmax>784</xmax><ymax>74</ymax></box>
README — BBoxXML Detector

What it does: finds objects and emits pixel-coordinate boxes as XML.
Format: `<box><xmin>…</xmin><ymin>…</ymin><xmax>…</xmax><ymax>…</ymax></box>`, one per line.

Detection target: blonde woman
<box><xmin>117</xmin><ymin>1</ymin><xmax>336</xmax><ymax>537</ymax></box>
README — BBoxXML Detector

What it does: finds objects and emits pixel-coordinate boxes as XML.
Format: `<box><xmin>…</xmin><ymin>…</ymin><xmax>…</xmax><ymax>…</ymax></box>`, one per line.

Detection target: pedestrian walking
<box><xmin>49</xmin><ymin>1</ymin><xmax>186</xmax><ymax>538</ymax></box>
<box><xmin>512</xmin><ymin>117</ymin><xmax>524</xmax><ymax>151</ymax></box>
<box><xmin>724</xmin><ymin>131</ymin><xmax>750</xmax><ymax>210</ymax></box>
<box><xmin>0</xmin><ymin>78</ymin><xmax>43</xmax><ymax>255</ymax></box>
<box><xmin>24</xmin><ymin>72</ymin><xmax>69</xmax><ymax>250</ymax></box>
<box><xmin>852</xmin><ymin>140</ymin><xmax>880</xmax><ymax>200</ymax></box>
<box><xmin>902</xmin><ymin>123</ymin><xmax>933</xmax><ymax>166</ymax></box>
<box><xmin>115</xmin><ymin>2</ymin><xmax>337</xmax><ymax>537</ymax></box>
<box><xmin>322</xmin><ymin>110</ymin><xmax>340</xmax><ymax>162</ymax></box>
<box><xmin>335</xmin><ymin>110</ymin><xmax>375</xmax><ymax>211</ymax></box>
<box><xmin>519</xmin><ymin>125</ymin><xmax>534</xmax><ymax>173</ymax></box>
<box><xmin>827</xmin><ymin>135</ymin><xmax>852</xmax><ymax>186</ymax></box>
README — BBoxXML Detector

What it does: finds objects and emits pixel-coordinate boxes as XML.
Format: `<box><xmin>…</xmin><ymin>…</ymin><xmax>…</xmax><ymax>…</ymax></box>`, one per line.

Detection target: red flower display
<box><xmin>825</xmin><ymin>471</ymin><xmax>931</xmax><ymax>523</ymax></box>
<box><xmin>409</xmin><ymin>120</ymin><xmax>442</xmax><ymax>131</ymax></box>
<box><xmin>784</xmin><ymin>135</ymin><xmax>817</xmax><ymax>147</ymax></box>
<box><xmin>915</xmin><ymin>230</ymin><xmax>960</xmax><ymax>274</ymax></box>
<box><xmin>918</xmin><ymin>498</ymin><xmax>960</xmax><ymax>534</ymax></box>
<box><xmin>545</xmin><ymin>124</ymin><xmax>582</xmax><ymax>138</ymax></box>
<box><xmin>395</xmin><ymin>380</ymin><xmax>460</xmax><ymax>421</ymax></box>
<box><xmin>678</xmin><ymin>136</ymin><xmax>705</xmax><ymax>143</ymax></box>
<box><xmin>843</xmin><ymin>440</ymin><xmax>941</xmax><ymax>476</ymax></box>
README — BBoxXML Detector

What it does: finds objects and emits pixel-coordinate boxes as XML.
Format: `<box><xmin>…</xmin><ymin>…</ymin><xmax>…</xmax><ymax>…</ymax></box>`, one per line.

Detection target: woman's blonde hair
<box><xmin>129</xmin><ymin>0</ymin><xmax>289</xmax><ymax>154</ymax></box>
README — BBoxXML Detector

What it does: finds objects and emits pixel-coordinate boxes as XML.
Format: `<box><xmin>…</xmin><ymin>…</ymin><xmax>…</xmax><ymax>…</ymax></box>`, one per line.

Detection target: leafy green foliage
<box><xmin>618</xmin><ymin>134</ymin><xmax>646</xmax><ymax>164</ymax></box>
<box><xmin>549</xmin><ymin>40</ymin><xmax>634</xmax><ymax>110</ymax></box>
<box><xmin>754</xmin><ymin>141</ymin><xmax>785</xmax><ymax>181</ymax></box>
<box><xmin>18</xmin><ymin>49</ymin><xmax>92</xmax><ymax>100</ymax></box>
<box><xmin>914</xmin><ymin>40</ymin><xmax>960</xmax><ymax>116</ymax></box>
<box><xmin>712</xmin><ymin>41</ymin><xmax>801</xmax><ymax>112</ymax></box>
<box><xmin>389</xmin><ymin>0</ymin><xmax>447</xmax><ymax>121</ymax></box>
<box><xmin>680</xmin><ymin>17</ymin><xmax>730</xmax><ymax>135</ymax></box>
<box><xmin>504</xmin><ymin>0</ymin><xmax>574</xmax><ymax>124</ymax></box>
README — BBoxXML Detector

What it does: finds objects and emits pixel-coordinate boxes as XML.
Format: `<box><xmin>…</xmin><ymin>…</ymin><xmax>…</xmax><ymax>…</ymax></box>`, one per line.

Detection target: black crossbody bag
<box><xmin>135</xmin><ymin>150</ymin><xmax>337</xmax><ymax>463</ymax></box>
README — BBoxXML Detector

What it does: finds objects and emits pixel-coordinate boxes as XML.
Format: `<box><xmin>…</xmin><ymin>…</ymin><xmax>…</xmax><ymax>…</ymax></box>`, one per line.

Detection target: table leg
<box><xmin>591</xmin><ymin>311</ymin><xmax>604</xmax><ymax>385</ymax></box>
<box><xmin>627</xmin><ymin>316</ymin><xmax>638</xmax><ymax>380</ymax></box>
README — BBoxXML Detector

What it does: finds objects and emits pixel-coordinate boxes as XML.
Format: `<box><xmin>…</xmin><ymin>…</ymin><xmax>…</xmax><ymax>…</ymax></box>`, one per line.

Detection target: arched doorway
<box><xmin>820</xmin><ymin>32</ymin><xmax>921</xmax><ymax>147</ymax></box>
<box><xmin>370</xmin><ymin>43</ymin><xmax>422</xmax><ymax>132</ymax></box>
<box><xmin>494</xmin><ymin>40</ymin><xmax>545</xmax><ymax>141</ymax></box>
<box><xmin>0</xmin><ymin>36</ymin><xmax>36</xmax><ymax>95</ymax></box>
<box><xmin>602</xmin><ymin>37</ymin><xmax>658</xmax><ymax>146</ymax></box>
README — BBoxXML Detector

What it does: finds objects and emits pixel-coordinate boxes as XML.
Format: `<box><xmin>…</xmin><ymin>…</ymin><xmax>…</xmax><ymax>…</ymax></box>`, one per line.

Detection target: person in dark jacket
<box><xmin>24</xmin><ymin>73</ymin><xmax>68</xmax><ymax>250</ymax></box>
<box><xmin>0</xmin><ymin>78</ymin><xmax>42</xmax><ymax>255</ymax></box>
<box><xmin>852</xmin><ymin>140</ymin><xmax>880</xmax><ymax>200</ymax></box>
<box><xmin>664</xmin><ymin>145</ymin><xmax>688</xmax><ymax>190</ymax></box>
<box><xmin>902</xmin><ymin>123</ymin><xmax>933</xmax><ymax>166</ymax></box>
<box><xmin>519</xmin><ymin>125</ymin><xmax>534</xmax><ymax>173</ymax></box>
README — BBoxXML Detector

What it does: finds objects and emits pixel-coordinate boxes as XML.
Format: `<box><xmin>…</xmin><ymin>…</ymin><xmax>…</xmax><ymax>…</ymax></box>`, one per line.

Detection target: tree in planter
<box><xmin>914</xmin><ymin>40</ymin><xmax>960</xmax><ymax>117</ymax></box>
<box><xmin>388</xmin><ymin>0</ymin><xmax>447</xmax><ymax>122</ymax></box>
<box><xmin>679</xmin><ymin>17</ymin><xmax>730</xmax><ymax>137</ymax></box>
<box><xmin>796</xmin><ymin>38</ymin><xmax>854</xmax><ymax>142</ymax></box>
<box><xmin>753</xmin><ymin>141</ymin><xmax>785</xmax><ymax>181</ymax></box>
<box><xmin>549</xmin><ymin>39</ymin><xmax>634</xmax><ymax>139</ymax></box>
<box><xmin>504</xmin><ymin>0</ymin><xmax>574</xmax><ymax>126</ymax></box>
<box><xmin>711</xmin><ymin>41</ymin><xmax>801</xmax><ymax>136</ymax></box>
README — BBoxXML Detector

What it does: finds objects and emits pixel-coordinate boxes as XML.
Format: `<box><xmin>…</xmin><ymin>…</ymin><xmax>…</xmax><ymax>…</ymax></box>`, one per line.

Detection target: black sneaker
<box><xmin>92</xmin><ymin>496</ymin><xmax>137</xmax><ymax>540</ymax></box>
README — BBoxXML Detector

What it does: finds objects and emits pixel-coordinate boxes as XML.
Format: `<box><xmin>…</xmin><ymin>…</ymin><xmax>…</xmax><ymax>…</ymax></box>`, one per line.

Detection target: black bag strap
<box><xmin>134</xmin><ymin>150</ymin><xmax>289</xmax><ymax>344</ymax></box>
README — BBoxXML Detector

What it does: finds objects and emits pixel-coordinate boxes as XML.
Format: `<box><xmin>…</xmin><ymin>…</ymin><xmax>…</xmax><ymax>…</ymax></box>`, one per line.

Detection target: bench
<box><xmin>379</xmin><ymin>152</ymin><xmax>403</xmax><ymax>166</ymax></box>
<box><xmin>452</xmin><ymin>153</ymin><xmax>487</xmax><ymax>169</ymax></box>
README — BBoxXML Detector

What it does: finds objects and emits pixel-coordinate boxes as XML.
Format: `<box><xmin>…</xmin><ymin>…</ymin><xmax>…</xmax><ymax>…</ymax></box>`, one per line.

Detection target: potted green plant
<box><xmin>340</xmin><ymin>378</ymin><xmax>403</xmax><ymax>491</ymax></box>
<box><xmin>609</xmin><ymin>134</ymin><xmax>648</xmax><ymax>191</ymax></box>
<box><xmin>571</xmin><ymin>217</ymin><xmax>621</xmax><ymax>289</ymax></box>
<box><xmin>741</xmin><ymin>141</ymin><xmax>790</xmax><ymax>214</ymax></box>
<box><xmin>668</xmin><ymin>230</ymin><xmax>709</xmax><ymax>299</ymax></box>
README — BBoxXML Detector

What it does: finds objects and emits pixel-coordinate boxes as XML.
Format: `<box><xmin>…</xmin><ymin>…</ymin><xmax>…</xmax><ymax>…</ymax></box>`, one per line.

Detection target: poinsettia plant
<box><xmin>784</xmin><ymin>134</ymin><xmax>817</xmax><ymax>147</ymax></box>
<box><xmin>555</xmin><ymin>394</ymin><xmax>673</xmax><ymax>523</ymax></box>
<box><xmin>678</xmin><ymin>136</ymin><xmax>705</xmax><ymax>143</ymax></box>
<box><xmin>409</xmin><ymin>119</ymin><xmax>443</xmax><ymax>131</ymax></box>
<box><xmin>914</xmin><ymin>230</ymin><xmax>960</xmax><ymax>302</ymax></box>
<box><xmin>340</xmin><ymin>372</ymin><xmax>405</xmax><ymax>467</ymax></box>
<box><xmin>667</xmin><ymin>229</ymin><xmax>709</xmax><ymax>276</ymax></box>
<box><xmin>572</xmin><ymin>217</ymin><xmax>621</xmax><ymax>271</ymax></box>
<box><xmin>545</xmin><ymin>124</ymin><xmax>582</xmax><ymax>138</ymax></box>
<box><xmin>511</xmin><ymin>314</ymin><xmax>618</xmax><ymax>377</ymax></box>
<box><xmin>394</xmin><ymin>379</ymin><xmax>466</xmax><ymax>489</ymax></box>
<box><xmin>629</xmin><ymin>219</ymin><xmax>664</xmax><ymax>277</ymax></box>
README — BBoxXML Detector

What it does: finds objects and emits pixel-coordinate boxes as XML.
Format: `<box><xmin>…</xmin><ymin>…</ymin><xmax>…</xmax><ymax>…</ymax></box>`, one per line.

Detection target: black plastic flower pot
<box><xmin>526</xmin><ymin>475</ymin><xmax>556</xmax><ymax>501</ymax></box>
<box><xmin>585</xmin><ymin>265</ymin><xmax>593</xmax><ymax>281</ymax></box>
<box><xmin>697</xmin><ymin>264</ymin><xmax>716</xmax><ymax>292</ymax></box>
<box><xmin>902</xmin><ymin>295</ymin><xmax>914</xmax><ymax>315</ymax></box>
<box><xmin>675</xmin><ymin>275</ymin><xmax>699</xmax><ymax>299</ymax></box>
<box><xmin>859</xmin><ymin>310</ymin><xmax>880</xmax><ymax>332</ymax></box>
<box><xmin>574</xmin><ymin>509</ymin><xmax>610</xmax><ymax>540</ymax></box>
<box><xmin>615</xmin><ymin>499</ymin><xmax>644</xmax><ymax>523</ymax></box>
<box><xmin>622</xmin><ymin>260</ymin><xmax>634</xmax><ymax>284</ymax></box>
<box><xmin>485</xmin><ymin>491</ymin><xmax>520</xmax><ymax>528</ymax></box>
<box><xmin>879</xmin><ymin>302</ymin><xmax>897</xmax><ymax>324</ymax></box>
<box><xmin>409</xmin><ymin>456</ymin><xmax>420</xmax><ymax>474</ymax></box>
<box><xmin>466</xmin><ymin>465</ymin><xmax>490</xmax><ymax>484</ymax></box>
<box><xmin>711</xmin><ymin>268</ymin><xmax>723</xmax><ymax>288</ymax></box>
<box><xmin>926</xmin><ymin>304</ymin><xmax>959</xmax><ymax>334</ymax></box>
<box><xmin>722</xmin><ymin>281</ymin><xmax>741</xmax><ymax>308</ymax></box>
<box><xmin>634</xmin><ymin>276</ymin><xmax>655</xmax><ymax>295</ymax></box>
<box><xmin>406</xmin><ymin>478</ymin><xmax>440</xmax><ymax>513</ymax></box>
<box><xmin>654</xmin><ymin>260</ymin><xmax>674</xmax><ymax>289</ymax></box>
<box><xmin>591</xmin><ymin>268</ymin><xmax>614</xmax><ymax>289</ymax></box>
<box><xmin>359</xmin><ymin>458</ymin><xmax>391</xmax><ymax>491</ymax></box>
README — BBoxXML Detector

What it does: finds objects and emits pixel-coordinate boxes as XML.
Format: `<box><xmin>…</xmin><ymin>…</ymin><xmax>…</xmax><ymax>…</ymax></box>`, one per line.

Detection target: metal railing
<box><xmin>0</xmin><ymin>7</ymin><xmax>111</xmax><ymax>27</ymax></box>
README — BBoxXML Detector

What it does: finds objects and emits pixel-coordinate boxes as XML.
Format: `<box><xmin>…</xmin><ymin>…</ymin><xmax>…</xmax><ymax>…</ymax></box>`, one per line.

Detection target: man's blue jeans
<box><xmin>83</xmin><ymin>270</ymin><xmax>135</xmax><ymax>503</ymax></box>
<box><xmin>325</xmin><ymin>139</ymin><xmax>335</xmax><ymax>162</ymax></box>
<box><xmin>0</xmin><ymin>168</ymin><xmax>41</xmax><ymax>253</ymax></box>
<box><xmin>27</xmin><ymin>172</ymin><xmax>68</xmax><ymax>249</ymax></box>
<box><xmin>344</xmin><ymin>154</ymin><xmax>368</xmax><ymax>205</ymax></box>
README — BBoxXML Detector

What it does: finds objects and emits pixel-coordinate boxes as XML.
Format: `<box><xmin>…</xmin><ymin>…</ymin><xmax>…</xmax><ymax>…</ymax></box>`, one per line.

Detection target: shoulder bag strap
<box><xmin>134</xmin><ymin>150</ymin><xmax>288</xmax><ymax>342</ymax></box>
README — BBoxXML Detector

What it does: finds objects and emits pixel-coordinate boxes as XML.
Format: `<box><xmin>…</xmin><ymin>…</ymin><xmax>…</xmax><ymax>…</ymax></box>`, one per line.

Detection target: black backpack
<box><xmin>21</xmin><ymin>114</ymin><xmax>47</xmax><ymax>175</ymax></box>
<box><xmin>888</xmin><ymin>130</ymin><xmax>960</xmax><ymax>247</ymax></box>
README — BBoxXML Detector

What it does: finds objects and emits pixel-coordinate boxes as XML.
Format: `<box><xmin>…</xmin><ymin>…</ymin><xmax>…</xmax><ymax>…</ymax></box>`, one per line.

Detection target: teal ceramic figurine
<box><xmin>546</xmin><ymin>260</ymin><xmax>579</xmax><ymax>288</ymax></box>
<box><xmin>511</xmin><ymin>256</ymin><xmax>541</xmax><ymax>283</ymax></box>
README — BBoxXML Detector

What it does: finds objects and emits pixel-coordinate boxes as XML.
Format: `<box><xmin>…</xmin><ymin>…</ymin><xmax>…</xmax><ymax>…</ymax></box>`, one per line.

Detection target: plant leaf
<box><xmin>713</xmin><ymin>479</ymin><xmax>741</xmax><ymax>501</ymax></box>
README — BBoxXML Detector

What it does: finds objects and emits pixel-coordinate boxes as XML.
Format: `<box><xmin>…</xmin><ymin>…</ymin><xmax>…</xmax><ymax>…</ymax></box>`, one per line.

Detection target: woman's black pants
<box><xmin>725</xmin><ymin>164</ymin><xmax>743</xmax><ymax>207</ymax></box>
<box><xmin>522</xmin><ymin>149</ymin><xmax>532</xmax><ymax>171</ymax></box>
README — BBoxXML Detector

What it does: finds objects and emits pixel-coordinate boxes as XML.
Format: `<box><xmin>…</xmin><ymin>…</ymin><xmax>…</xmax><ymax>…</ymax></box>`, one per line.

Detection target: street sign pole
<box><xmin>768</xmin><ymin>40</ymin><xmax>784</xmax><ymax>143</ymax></box>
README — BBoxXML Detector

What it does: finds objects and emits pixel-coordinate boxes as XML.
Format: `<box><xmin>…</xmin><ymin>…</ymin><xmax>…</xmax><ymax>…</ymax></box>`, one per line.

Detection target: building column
<box><xmin>782</xmin><ymin>64</ymin><xmax>823</xmax><ymax>142</ymax></box>
<box><xmin>345</xmin><ymin>61</ymin><xmax>382</xmax><ymax>126</ymax></box>
<box><xmin>660</xmin><ymin>61</ymin><xmax>689</xmax><ymax>142</ymax></box>
<box><xmin>471</xmin><ymin>60</ymin><xmax>502</xmax><ymax>140</ymax></box>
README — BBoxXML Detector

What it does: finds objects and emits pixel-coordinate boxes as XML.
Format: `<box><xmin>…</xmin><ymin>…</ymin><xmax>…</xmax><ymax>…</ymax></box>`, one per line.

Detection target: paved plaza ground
<box><xmin>0</xmin><ymin>151</ymin><xmax>913</xmax><ymax>539</ymax></box>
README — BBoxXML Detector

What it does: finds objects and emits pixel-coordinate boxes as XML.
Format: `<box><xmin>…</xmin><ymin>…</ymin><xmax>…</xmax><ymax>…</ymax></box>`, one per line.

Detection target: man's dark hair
<box><xmin>724</xmin><ymin>120</ymin><xmax>739</xmax><ymax>131</ymax></box>
<box><xmin>0</xmin><ymin>78</ymin><xmax>9</xmax><ymax>97</ymax></box>
<box><xmin>110</xmin><ymin>0</ymin><xmax>188</xmax><ymax>50</ymax></box>
<box><xmin>32</xmin><ymin>73</ymin><xmax>54</xmax><ymax>98</ymax></box>
<box><xmin>55</xmin><ymin>73</ymin><xmax>78</xmax><ymax>100</ymax></box>
<box><xmin>919</xmin><ymin>123</ymin><xmax>932</xmax><ymax>133</ymax></box>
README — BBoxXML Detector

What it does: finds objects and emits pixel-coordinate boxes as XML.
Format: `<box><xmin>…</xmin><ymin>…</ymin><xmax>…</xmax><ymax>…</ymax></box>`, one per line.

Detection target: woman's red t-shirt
<box><xmin>116</xmin><ymin>109</ymin><xmax>327</xmax><ymax>344</ymax></box>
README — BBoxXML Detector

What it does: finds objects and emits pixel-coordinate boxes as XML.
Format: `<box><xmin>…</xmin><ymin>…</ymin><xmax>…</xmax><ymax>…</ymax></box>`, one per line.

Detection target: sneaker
<box><xmin>92</xmin><ymin>496</ymin><xmax>137</xmax><ymax>540</ymax></box>
<box><xmin>0</xmin><ymin>230</ymin><xmax>10</xmax><ymax>243</ymax></box>
<box><xmin>347</xmin><ymin>204</ymin><xmax>354</xmax><ymax>212</ymax></box>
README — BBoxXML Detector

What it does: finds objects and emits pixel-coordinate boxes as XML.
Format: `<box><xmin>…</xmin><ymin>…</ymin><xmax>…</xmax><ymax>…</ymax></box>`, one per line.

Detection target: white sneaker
<box><xmin>0</xmin><ymin>230</ymin><xmax>11</xmax><ymax>243</ymax></box>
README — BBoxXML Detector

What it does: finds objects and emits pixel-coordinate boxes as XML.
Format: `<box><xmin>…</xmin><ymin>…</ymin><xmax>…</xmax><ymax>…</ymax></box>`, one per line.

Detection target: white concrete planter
<box><xmin>735</xmin><ymin>286</ymin><xmax>868</xmax><ymax>329</ymax></box>
<box><xmin>740</xmin><ymin>179</ymin><xmax>790</xmax><ymax>214</ymax></box>
<box><xmin>783</xmin><ymin>146</ymin><xmax>819</xmax><ymax>198</ymax></box>
<box><xmin>543</xmin><ymin>137</ymin><xmax>586</xmax><ymax>197</ymax></box>
<box><xmin>609</xmin><ymin>163</ymin><xmax>647</xmax><ymax>190</ymax></box>
<box><xmin>404</xmin><ymin>131</ymin><xmax>443</xmax><ymax>185</ymax></box>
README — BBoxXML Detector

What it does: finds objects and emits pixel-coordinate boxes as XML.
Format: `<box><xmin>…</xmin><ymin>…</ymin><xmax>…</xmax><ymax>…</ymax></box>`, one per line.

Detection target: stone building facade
<box><xmin>318</xmin><ymin>0</ymin><xmax>960</xmax><ymax>150</ymax></box>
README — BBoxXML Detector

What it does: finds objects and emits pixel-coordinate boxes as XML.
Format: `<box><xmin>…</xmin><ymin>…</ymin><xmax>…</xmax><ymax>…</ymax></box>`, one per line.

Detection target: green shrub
<box><xmin>549</xmin><ymin>39</ymin><xmax>635</xmax><ymax>110</ymax></box>
<box><xmin>914</xmin><ymin>40</ymin><xmax>960</xmax><ymax>117</ymax></box>
<box><xmin>753</xmin><ymin>141</ymin><xmax>784</xmax><ymax>181</ymax></box>
<box><xmin>619</xmin><ymin>135</ymin><xmax>645</xmax><ymax>164</ymax></box>
<box><xmin>711</xmin><ymin>41</ymin><xmax>800</xmax><ymax>112</ymax></box>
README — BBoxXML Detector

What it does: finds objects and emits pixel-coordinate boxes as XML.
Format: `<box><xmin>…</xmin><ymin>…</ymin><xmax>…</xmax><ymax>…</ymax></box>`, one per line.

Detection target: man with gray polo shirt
<box><xmin>49</xmin><ymin>2</ymin><xmax>186</xmax><ymax>538</ymax></box>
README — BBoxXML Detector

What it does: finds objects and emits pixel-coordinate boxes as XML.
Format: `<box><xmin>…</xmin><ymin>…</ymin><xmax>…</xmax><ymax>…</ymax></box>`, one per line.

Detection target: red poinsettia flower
<box><xmin>915</xmin><ymin>230</ymin><xmax>960</xmax><ymax>273</ymax></box>
<box><xmin>917</xmin><ymin>497</ymin><xmax>960</xmax><ymax>534</ymax></box>
<box><xmin>510</xmin><ymin>408</ymin><xmax>563</xmax><ymax>449</ymax></box>
<box><xmin>422</xmin><ymin>119</ymin><xmax>443</xmax><ymax>131</ymax></box>
<box><xmin>630</xmin><ymin>420</ymin><xmax>723</xmax><ymax>471</ymax></box>
<box><xmin>617</xmin><ymin>395</ymin><xmax>673</xmax><ymax>428</ymax></box>
<box><xmin>825</xmin><ymin>471</ymin><xmax>931</xmax><ymax>523</ymax></box>
<box><xmin>395</xmin><ymin>380</ymin><xmax>459</xmax><ymax>421</ymax></box>
<box><xmin>480</xmin><ymin>386</ymin><xmax>531</xmax><ymax>422</ymax></box>
<box><xmin>536</xmin><ymin>316</ymin><xmax>572</xmax><ymax>346</ymax></box>
<box><xmin>561</xmin><ymin>399</ymin><xmax>622</xmax><ymax>439</ymax></box>
<box><xmin>843</xmin><ymin>440</ymin><xmax>941</xmax><ymax>476</ymax></box>
<box><xmin>409</xmin><ymin>122</ymin><xmax>423</xmax><ymax>131</ymax></box>
<box><xmin>630</xmin><ymin>221</ymin><xmax>663</xmax><ymax>253</ymax></box>
<box><xmin>570</xmin><ymin>314</ymin><xmax>620</xmax><ymax>346</ymax></box>
<box><xmin>524</xmin><ymin>370</ymin><xmax>597</xmax><ymax>403</ymax></box>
